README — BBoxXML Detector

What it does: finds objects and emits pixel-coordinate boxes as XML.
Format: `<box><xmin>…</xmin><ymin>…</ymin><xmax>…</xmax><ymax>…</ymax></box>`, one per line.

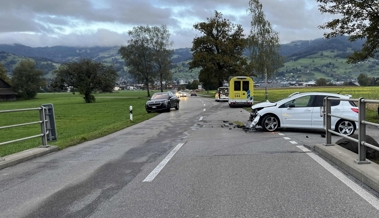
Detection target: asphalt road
<box><xmin>0</xmin><ymin>95</ymin><xmax>379</xmax><ymax>217</ymax></box>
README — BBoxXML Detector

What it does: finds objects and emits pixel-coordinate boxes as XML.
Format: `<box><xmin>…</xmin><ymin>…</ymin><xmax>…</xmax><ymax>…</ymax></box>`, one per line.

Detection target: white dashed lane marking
<box><xmin>143</xmin><ymin>143</ymin><xmax>186</xmax><ymax>182</ymax></box>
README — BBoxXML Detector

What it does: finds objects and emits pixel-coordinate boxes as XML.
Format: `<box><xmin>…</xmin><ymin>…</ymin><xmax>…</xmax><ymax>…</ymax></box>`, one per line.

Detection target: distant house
<box><xmin>0</xmin><ymin>78</ymin><xmax>17</xmax><ymax>101</ymax></box>
<box><xmin>304</xmin><ymin>81</ymin><xmax>316</xmax><ymax>87</ymax></box>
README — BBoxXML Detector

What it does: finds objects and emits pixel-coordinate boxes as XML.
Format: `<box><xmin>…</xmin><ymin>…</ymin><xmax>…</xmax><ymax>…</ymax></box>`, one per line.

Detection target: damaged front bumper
<box><xmin>246</xmin><ymin>114</ymin><xmax>261</xmax><ymax>130</ymax></box>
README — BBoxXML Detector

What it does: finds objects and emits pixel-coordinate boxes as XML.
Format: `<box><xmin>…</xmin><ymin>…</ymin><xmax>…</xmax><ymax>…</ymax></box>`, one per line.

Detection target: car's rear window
<box><xmin>315</xmin><ymin>95</ymin><xmax>340</xmax><ymax>106</ymax></box>
<box><xmin>349</xmin><ymin>101</ymin><xmax>357</xmax><ymax>107</ymax></box>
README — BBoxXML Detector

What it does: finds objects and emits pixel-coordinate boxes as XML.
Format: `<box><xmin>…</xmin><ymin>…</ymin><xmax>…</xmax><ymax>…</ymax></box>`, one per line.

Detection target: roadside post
<box><xmin>130</xmin><ymin>106</ymin><xmax>133</xmax><ymax>121</ymax></box>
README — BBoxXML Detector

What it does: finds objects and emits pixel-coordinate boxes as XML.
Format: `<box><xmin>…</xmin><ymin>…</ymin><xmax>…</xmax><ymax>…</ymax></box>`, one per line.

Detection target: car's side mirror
<box><xmin>288</xmin><ymin>103</ymin><xmax>295</xmax><ymax>108</ymax></box>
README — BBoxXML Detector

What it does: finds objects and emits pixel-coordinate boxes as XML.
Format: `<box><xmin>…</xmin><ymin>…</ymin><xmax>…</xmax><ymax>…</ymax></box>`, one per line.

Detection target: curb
<box><xmin>0</xmin><ymin>146</ymin><xmax>59</xmax><ymax>170</ymax></box>
<box><xmin>314</xmin><ymin>143</ymin><xmax>379</xmax><ymax>193</ymax></box>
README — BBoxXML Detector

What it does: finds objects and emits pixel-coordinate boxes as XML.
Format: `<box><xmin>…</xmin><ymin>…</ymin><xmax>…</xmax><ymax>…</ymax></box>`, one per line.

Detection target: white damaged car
<box><xmin>246</xmin><ymin>92</ymin><xmax>359</xmax><ymax>135</ymax></box>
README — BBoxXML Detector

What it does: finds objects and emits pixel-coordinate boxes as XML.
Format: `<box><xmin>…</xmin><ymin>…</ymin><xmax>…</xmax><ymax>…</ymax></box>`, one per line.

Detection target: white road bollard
<box><xmin>130</xmin><ymin>106</ymin><xmax>133</xmax><ymax>121</ymax></box>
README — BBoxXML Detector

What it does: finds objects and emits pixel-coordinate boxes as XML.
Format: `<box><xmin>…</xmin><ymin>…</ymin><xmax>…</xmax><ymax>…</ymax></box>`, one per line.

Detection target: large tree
<box><xmin>189</xmin><ymin>11</ymin><xmax>248</xmax><ymax>89</ymax></box>
<box><xmin>119</xmin><ymin>25</ymin><xmax>173</xmax><ymax>97</ymax></box>
<box><xmin>54</xmin><ymin>59</ymin><xmax>117</xmax><ymax>103</ymax></box>
<box><xmin>247</xmin><ymin>0</ymin><xmax>283</xmax><ymax>100</ymax></box>
<box><xmin>151</xmin><ymin>26</ymin><xmax>173</xmax><ymax>92</ymax></box>
<box><xmin>11</xmin><ymin>59</ymin><xmax>45</xmax><ymax>100</ymax></box>
<box><xmin>317</xmin><ymin>0</ymin><xmax>379</xmax><ymax>63</ymax></box>
<box><xmin>0</xmin><ymin>63</ymin><xmax>11</xmax><ymax>84</ymax></box>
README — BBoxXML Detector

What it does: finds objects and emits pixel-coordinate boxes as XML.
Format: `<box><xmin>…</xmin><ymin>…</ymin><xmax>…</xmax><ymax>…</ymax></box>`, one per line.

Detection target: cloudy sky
<box><xmin>0</xmin><ymin>0</ymin><xmax>335</xmax><ymax>48</ymax></box>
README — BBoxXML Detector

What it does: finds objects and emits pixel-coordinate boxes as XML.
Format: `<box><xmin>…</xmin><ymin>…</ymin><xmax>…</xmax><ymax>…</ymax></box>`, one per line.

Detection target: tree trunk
<box><xmin>145</xmin><ymin>80</ymin><xmax>151</xmax><ymax>97</ymax></box>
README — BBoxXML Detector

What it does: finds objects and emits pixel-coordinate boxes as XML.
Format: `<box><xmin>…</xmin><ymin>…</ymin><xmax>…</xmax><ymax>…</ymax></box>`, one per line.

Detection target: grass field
<box><xmin>1</xmin><ymin>87</ymin><xmax>379</xmax><ymax>157</ymax></box>
<box><xmin>0</xmin><ymin>90</ymin><xmax>156</xmax><ymax>156</ymax></box>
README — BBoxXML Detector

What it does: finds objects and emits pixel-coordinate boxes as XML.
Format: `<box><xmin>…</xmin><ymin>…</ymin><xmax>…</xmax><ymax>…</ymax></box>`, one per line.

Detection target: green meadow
<box><xmin>1</xmin><ymin>87</ymin><xmax>379</xmax><ymax>157</ymax></box>
<box><xmin>0</xmin><ymin>90</ymin><xmax>156</xmax><ymax>156</ymax></box>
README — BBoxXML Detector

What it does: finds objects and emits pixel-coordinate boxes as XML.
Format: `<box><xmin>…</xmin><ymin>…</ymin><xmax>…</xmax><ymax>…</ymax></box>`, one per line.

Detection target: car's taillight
<box><xmin>351</xmin><ymin>108</ymin><xmax>359</xmax><ymax>113</ymax></box>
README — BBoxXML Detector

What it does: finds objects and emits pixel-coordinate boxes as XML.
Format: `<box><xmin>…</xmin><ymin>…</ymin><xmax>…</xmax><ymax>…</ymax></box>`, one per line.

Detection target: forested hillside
<box><xmin>0</xmin><ymin>36</ymin><xmax>378</xmax><ymax>83</ymax></box>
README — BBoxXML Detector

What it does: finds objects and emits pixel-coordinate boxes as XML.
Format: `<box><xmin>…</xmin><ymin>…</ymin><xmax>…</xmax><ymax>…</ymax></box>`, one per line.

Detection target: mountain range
<box><xmin>0</xmin><ymin>35</ymin><xmax>377</xmax><ymax>83</ymax></box>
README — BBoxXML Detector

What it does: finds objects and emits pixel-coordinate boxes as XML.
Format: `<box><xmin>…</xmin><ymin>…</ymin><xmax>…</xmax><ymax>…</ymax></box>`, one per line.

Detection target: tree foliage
<box><xmin>247</xmin><ymin>0</ymin><xmax>283</xmax><ymax>100</ymax></box>
<box><xmin>357</xmin><ymin>73</ymin><xmax>369</xmax><ymax>86</ymax></box>
<box><xmin>189</xmin><ymin>11</ymin><xmax>248</xmax><ymax>89</ymax></box>
<box><xmin>316</xmin><ymin>78</ymin><xmax>327</xmax><ymax>86</ymax></box>
<box><xmin>54</xmin><ymin>59</ymin><xmax>117</xmax><ymax>103</ymax></box>
<box><xmin>0</xmin><ymin>63</ymin><xmax>11</xmax><ymax>84</ymax></box>
<box><xmin>11</xmin><ymin>59</ymin><xmax>45</xmax><ymax>100</ymax></box>
<box><xmin>317</xmin><ymin>0</ymin><xmax>379</xmax><ymax>63</ymax></box>
<box><xmin>357</xmin><ymin>73</ymin><xmax>379</xmax><ymax>86</ymax></box>
<box><xmin>119</xmin><ymin>25</ymin><xmax>173</xmax><ymax>97</ymax></box>
<box><xmin>186</xmin><ymin>80</ymin><xmax>201</xmax><ymax>90</ymax></box>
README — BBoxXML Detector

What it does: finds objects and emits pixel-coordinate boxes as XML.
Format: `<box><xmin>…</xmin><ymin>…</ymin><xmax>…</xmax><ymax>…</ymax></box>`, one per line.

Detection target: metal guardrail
<box><xmin>324</xmin><ymin>97</ymin><xmax>379</xmax><ymax>164</ymax></box>
<box><xmin>0</xmin><ymin>104</ymin><xmax>57</xmax><ymax>160</ymax></box>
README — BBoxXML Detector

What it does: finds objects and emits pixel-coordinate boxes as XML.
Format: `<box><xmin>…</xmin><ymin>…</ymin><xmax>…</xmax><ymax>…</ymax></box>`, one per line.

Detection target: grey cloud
<box><xmin>0</xmin><ymin>29</ymin><xmax>129</xmax><ymax>47</ymax></box>
<box><xmin>0</xmin><ymin>0</ymin><xmax>334</xmax><ymax>47</ymax></box>
<box><xmin>0</xmin><ymin>12</ymin><xmax>40</xmax><ymax>33</ymax></box>
<box><xmin>171</xmin><ymin>28</ymin><xmax>197</xmax><ymax>48</ymax></box>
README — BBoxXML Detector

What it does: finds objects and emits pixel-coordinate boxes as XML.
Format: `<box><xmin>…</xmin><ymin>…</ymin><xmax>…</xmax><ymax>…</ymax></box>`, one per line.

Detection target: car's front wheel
<box><xmin>166</xmin><ymin>103</ymin><xmax>171</xmax><ymax>112</ymax></box>
<box><xmin>336</xmin><ymin>120</ymin><xmax>355</xmax><ymax>136</ymax></box>
<box><xmin>261</xmin><ymin>115</ymin><xmax>279</xmax><ymax>132</ymax></box>
<box><xmin>175</xmin><ymin>102</ymin><xmax>179</xmax><ymax>110</ymax></box>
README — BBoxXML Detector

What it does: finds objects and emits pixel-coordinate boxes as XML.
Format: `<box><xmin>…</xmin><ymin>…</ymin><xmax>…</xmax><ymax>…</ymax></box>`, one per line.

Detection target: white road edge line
<box><xmin>199</xmin><ymin>116</ymin><xmax>203</xmax><ymax>121</ymax></box>
<box><xmin>143</xmin><ymin>142</ymin><xmax>185</xmax><ymax>182</ymax></box>
<box><xmin>283</xmin><ymin>137</ymin><xmax>291</xmax><ymax>140</ymax></box>
<box><xmin>296</xmin><ymin>145</ymin><xmax>379</xmax><ymax>210</ymax></box>
<box><xmin>203</xmin><ymin>109</ymin><xmax>206</xmax><ymax>111</ymax></box>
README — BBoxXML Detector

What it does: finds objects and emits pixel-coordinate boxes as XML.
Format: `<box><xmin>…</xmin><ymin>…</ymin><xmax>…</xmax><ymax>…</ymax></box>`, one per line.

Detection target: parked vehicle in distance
<box><xmin>190</xmin><ymin>91</ymin><xmax>197</xmax><ymax>96</ymax></box>
<box><xmin>145</xmin><ymin>91</ymin><xmax>180</xmax><ymax>113</ymax></box>
<box><xmin>228</xmin><ymin>76</ymin><xmax>254</xmax><ymax>107</ymax></box>
<box><xmin>215</xmin><ymin>87</ymin><xmax>229</xmax><ymax>102</ymax></box>
<box><xmin>246</xmin><ymin>92</ymin><xmax>358</xmax><ymax>135</ymax></box>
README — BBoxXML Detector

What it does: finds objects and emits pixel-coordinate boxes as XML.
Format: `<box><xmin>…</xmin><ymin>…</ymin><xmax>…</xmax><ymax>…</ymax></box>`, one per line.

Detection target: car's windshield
<box><xmin>152</xmin><ymin>93</ymin><xmax>168</xmax><ymax>100</ymax></box>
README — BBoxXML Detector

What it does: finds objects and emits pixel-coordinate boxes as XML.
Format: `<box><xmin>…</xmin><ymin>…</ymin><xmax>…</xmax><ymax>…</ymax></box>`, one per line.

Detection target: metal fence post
<box><xmin>325</xmin><ymin>96</ymin><xmax>332</xmax><ymax>146</ymax></box>
<box><xmin>356</xmin><ymin>98</ymin><xmax>369</xmax><ymax>164</ymax></box>
<box><xmin>42</xmin><ymin>103</ymin><xmax>57</xmax><ymax>141</ymax></box>
<box><xmin>39</xmin><ymin>107</ymin><xmax>48</xmax><ymax>147</ymax></box>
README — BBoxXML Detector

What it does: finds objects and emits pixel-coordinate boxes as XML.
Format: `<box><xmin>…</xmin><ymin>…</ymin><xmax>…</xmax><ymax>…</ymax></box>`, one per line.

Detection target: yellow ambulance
<box><xmin>228</xmin><ymin>76</ymin><xmax>254</xmax><ymax>107</ymax></box>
